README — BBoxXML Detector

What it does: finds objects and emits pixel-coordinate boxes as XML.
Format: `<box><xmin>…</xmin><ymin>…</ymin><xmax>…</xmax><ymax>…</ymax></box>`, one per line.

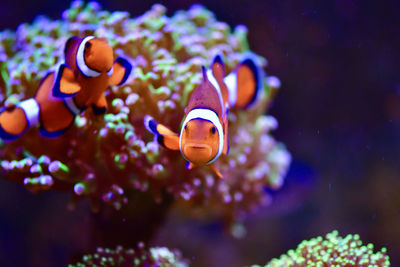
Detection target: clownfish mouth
<box><xmin>187</xmin><ymin>143</ymin><xmax>208</xmax><ymax>149</ymax></box>
<box><xmin>183</xmin><ymin>143</ymin><xmax>213</xmax><ymax>165</ymax></box>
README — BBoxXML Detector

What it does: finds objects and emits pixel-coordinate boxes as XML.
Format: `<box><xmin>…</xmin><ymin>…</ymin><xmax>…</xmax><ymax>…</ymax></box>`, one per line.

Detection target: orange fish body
<box><xmin>0</xmin><ymin>36</ymin><xmax>132</xmax><ymax>139</ymax></box>
<box><xmin>144</xmin><ymin>55</ymin><xmax>261</xmax><ymax>178</ymax></box>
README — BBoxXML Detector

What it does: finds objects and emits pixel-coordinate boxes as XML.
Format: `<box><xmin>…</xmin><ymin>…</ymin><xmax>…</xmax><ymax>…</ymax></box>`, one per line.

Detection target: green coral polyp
<box><xmin>0</xmin><ymin>1</ymin><xmax>290</xmax><ymax>219</ymax></box>
<box><xmin>69</xmin><ymin>244</ymin><xmax>188</xmax><ymax>267</ymax></box>
<box><xmin>255</xmin><ymin>230</ymin><xmax>390</xmax><ymax>267</ymax></box>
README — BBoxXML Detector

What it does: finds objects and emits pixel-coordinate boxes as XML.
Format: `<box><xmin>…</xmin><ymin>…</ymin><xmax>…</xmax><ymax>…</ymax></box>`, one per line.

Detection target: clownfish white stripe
<box><xmin>107</xmin><ymin>66</ymin><xmax>113</xmax><ymax>76</ymax></box>
<box><xmin>179</xmin><ymin>108</ymin><xmax>224</xmax><ymax>165</ymax></box>
<box><xmin>223</xmin><ymin>72</ymin><xmax>237</xmax><ymax>107</ymax></box>
<box><xmin>206</xmin><ymin>69</ymin><xmax>225</xmax><ymax>115</ymax></box>
<box><xmin>52</xmin><ymin>62</ymin><xmax>63</xmax><ymax>80</ymax></box>
<box><xmin>63</xmin><ymin>97</ymin><xmax>81</xmax><ymax>116</ymax></box>
<box><xmin>76</xmin><ymin>36</ymin><xmax>101</xmax><ymax>78</ymax></box>
<box><xmin>16</xmin><ymin>99</ymin><xmax>40</xmax><ymax>127</ymax></box>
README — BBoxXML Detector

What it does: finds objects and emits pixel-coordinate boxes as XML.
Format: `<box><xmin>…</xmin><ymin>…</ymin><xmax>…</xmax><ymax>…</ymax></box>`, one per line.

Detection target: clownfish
<box><xmin>144</xmin><ymin>54</ymin><xmax>261</xmax><ymax>178</ymax></box>
<box><xmin>0</xmin><ymin>36</ymin><xmax>132</xmax><ymax>140</ymax></box>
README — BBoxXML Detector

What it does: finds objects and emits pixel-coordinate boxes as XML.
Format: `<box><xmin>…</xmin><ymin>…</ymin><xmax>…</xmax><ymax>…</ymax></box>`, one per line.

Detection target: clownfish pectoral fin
<box><xmin>0</xmin><ymin>99</ymin><xmax>40</xmax><ymax>141</ymax></box>
<box><xmin>92</xmin><ymin>94</ymin><xmax>108</xmax><ymax>115</ymax></box>
<box><xmin>157</xmin><ymin>134</ymin><xmax>180</xmax><ymax>151</ymax></box>
<box><xmin>52</xmin><ymin>64</ymin><xmax>81</xmax><ymax>98</ymax></box>
<box><xmin>186</xmin><ymin>161</ymin><xmax>195</xmax><ymax>170</ymax></box>
<box><xmin>109</xmin><ymin>57</ymin><xmax>133</xmax><ymax>86</ymax></box>
<box><xmin>144</xmin><ymin>115</ymin><xmax>178</xmax><ymax>136</ymax></box>
<box><xmin>224</xmin><ymin>56</ymin><xmax>262</xmax><ymax>109</ymax></box>
<box><xmin>211</xmin><ymin>54</ymin><xmax>226</xmax><ymax>80</ymax></box>
<box><xmin>144</xmin><ymin>115</ymin><xmax>159</xmax><ymax>135</ymax></box>
<box><xmin>144</xmin><ymin>115</ymin><xmax>180</xmax><ymax>151</ymax></box>
<box><xmin>209</xmin><ymin>163</ymin><xmax>223</xmax><ymax>179</ymax></box>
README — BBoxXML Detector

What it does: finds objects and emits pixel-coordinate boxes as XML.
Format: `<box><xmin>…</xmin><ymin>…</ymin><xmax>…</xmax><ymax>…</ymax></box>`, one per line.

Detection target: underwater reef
<box><xmin>0</xmin><ymin>1</ymin><xmax>395</xmax><ymax>267</ymax></box>
<box><xmin>0</xmin><ymin>1</ymin><xmax>290</xmax><ymax>221</ymax></box>
<box><xmin>257</xmin><ymin>230</ymin><xmax>390</xmax><ymax>267</ymax></box>
<box><xmin>69</xmin><ymin>243</ymin><xmax>188</xmax><ymax>267</ymax></box>
<box><xmin>68</xmin><ymin>231</ymin><xmax>390</xmax><ymax>267</ymax></box>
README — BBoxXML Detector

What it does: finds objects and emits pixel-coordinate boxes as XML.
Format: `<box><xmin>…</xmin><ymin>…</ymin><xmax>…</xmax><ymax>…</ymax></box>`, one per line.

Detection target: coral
<box><xmin>68</xmin><ymin>232</ymin><xmax>391</xmax><ymax>267</ymax></box>
<box><xmin>254</xmin><ymin>230</ymin><xmax>390</xmax><ymax>267</ymax></box>
<box><xmin>0</xmin><ymin>1</ymin><xmax>290</xmax><ymax>219</ymax></box>
<box><xmin>69</xmin><ymin>243</ymin><xmax>188</xmax><ymax>267</ymax></box>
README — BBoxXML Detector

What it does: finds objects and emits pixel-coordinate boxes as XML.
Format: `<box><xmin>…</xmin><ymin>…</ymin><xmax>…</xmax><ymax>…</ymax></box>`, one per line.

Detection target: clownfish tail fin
<box><xmin>224</xmin><ymin>55</ymin><xmax>262</xmax><ymax>109</ymax></box>
<box><xmin>0</xmin><ymin>98</ymin><xmax>40</xmax><ymax>141</ymax></box>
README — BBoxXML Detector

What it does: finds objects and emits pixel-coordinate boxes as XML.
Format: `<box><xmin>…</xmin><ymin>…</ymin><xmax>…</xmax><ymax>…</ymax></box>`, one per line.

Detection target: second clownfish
<box><xmin>0</xmin><ymin>36</ymin><xmax>132</xmax><ymax>140</ymax></box>
<box><xmin>144</xmin><ymin>55</ymin><xmax>261</xmax><ymax>178</ymax></box>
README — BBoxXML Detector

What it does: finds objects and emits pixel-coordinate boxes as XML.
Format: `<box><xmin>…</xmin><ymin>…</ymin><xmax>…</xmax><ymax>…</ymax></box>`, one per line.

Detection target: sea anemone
<box><xmin>0</xmin><ymin>1</ymin><xmax>290</xmax><ymax>220</ymax></box>
<box><xmin>69</xmin><ymin>243</ymin><xmax>188</xmax><ymax>267</ymax></box>
<box><xmin>255</xmin><ymin>230</ymin><xmax>390</xmax><ymax>267</ymax></box>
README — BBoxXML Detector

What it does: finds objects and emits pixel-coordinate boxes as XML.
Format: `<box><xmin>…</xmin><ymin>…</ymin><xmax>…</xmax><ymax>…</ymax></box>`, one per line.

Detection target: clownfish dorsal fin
<box><xmin>201</xmin><ymin>66</ymin><xmax>208</xmax><ymax>82</ymax></box>
<box><xmin>211</xmin><ymin>54</ymin><xmax>226</xmax><ymax>81</ymax></box>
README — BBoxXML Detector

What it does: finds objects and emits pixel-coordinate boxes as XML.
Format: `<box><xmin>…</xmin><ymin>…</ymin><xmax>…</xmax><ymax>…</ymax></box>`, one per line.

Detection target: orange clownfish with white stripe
<box><xmin>144</xmin><ymin>55</ymin><xmax>261</xmax><ymax>178</ymax></box>
<box><xmin>0</xmin><ymin>36</ymin><xmax>132</xmax><ymax>140</ymax></box>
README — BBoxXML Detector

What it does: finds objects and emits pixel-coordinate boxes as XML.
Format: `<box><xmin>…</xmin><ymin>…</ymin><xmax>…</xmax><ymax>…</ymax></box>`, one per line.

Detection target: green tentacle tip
<box><xmin>259</xmin><ymin>230</ymin><xmax>390</xmax><ymax>267</ymax></box>
<box><xmin>234</xmin><ymin>24</ymin><xmax>250</xmax><ymax>51</ymax></box>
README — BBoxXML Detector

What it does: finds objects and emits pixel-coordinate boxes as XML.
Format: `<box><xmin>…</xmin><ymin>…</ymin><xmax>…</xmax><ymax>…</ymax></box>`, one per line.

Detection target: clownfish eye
<box><xmin>211</xmin><ymin>126</ymin><xmax>216</xmax><ymax>134</ymax></box>
<box><xmin>184</xmin><ymin>125</ymin><xmax>188</xmax><ymax>131</ymax></box>
<box><xmin>77</xmin><ymin>36</ymin><xmax>101</xmax><ymax>78</ymax></box>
